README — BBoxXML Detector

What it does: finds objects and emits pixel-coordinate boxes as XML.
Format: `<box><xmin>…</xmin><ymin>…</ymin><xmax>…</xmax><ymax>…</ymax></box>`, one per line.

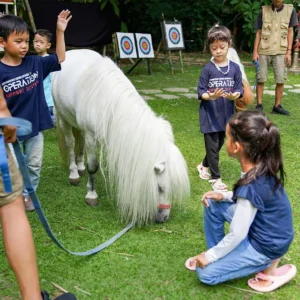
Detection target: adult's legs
<box><xmin>272</xmin><ymin>55</ymin><xmax>289</xmax><ymax>115</ymax></box>
<box><xmin>255</xmin><ymin>55</ymin><xmax>268</xmax><ymax>107</ymax></box>
<box><xmin>275</xmin><ymin>84</ymin><xmax>284</xmax><ymax>107</ymax></box>
<box><xmin>0</xmin><ymin>196</ymin><xmax>42</xmax><ymax>300</ymax></box>
<box><xmin>256</xmin><ymin>82</ymin><xmax>265</xmax><ymax>105</ymax></box>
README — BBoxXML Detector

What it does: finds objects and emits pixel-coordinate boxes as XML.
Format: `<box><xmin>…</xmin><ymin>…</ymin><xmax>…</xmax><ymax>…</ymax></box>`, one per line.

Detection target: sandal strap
<box><xmin>209</xmin><ymin>179</ymin><xmax>227</xmax><ymax>190</ymax></box>
<box><xmin>255</xmin><ymin>272</ymin><xmax>270</xmax><ymax>281</ymax></box>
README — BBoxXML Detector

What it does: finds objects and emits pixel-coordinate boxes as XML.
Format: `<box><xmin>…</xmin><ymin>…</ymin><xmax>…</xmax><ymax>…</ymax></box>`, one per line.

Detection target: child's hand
<box><xmin>2</xmin><ymin>125</ymin><xmax>16</xmax><ymax>143</ymax></box>
<box><xmin>201</xmin><ymin>191</ymin><xmax>223</xmax><ymax>207</ymax></box>
<box><xmin>207</xmin><ymin>88</ymin><xmax>225</xmax><ymax>100</ymax></box>
<box><xmin>224</xmin><ymin>92</ymin><xmax>240</xmax><ymax>101</ymax></box>
<box><xmin>192</xmin><ymin>253</ymin><xmax>209</xmax><ymax>268</ymax></box>
<box><xmin>57</xmin><ymin>10</ymin><xmax>72</xmax><ymax>32</ymax></box>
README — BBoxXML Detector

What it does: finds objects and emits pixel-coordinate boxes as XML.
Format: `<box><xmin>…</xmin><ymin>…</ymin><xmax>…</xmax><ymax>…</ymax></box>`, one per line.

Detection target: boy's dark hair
<box><xmin>207</xmin><ymin>24</ymin><xmax>232</xmax><ymax>45</ymax></box>
<box><xmin>229</xmin><ymin>111</ymin><xmax>285</xmax><ymax>191</ymax></box>
<box><xmin>34</xmin><ymin>29</ymin><xmax>53</xmax><ymax>43</ymax></box>
<box><xmin>0</xmin><ymin>14</ymin><xmax>29</xmax><ymax>41</ymax></box>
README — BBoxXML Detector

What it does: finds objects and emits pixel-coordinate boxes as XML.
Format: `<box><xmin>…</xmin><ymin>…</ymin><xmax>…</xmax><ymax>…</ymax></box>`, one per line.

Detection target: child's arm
<box><xmin>56</xmin><ymin>10</ymin><xmax>72</xmax><ymax>63</ymax></box>
<box><xmin>0</xmin><ymin>87</ymin><xmax>16</xmax><ymax>143</ymax></box>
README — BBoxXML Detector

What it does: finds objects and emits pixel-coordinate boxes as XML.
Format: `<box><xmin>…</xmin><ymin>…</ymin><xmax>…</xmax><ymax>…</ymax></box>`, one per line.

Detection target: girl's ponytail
<box><xmin>229</xmin><ymin>111</ymin><xmax>285</xmax><ymax>191</ymax></box>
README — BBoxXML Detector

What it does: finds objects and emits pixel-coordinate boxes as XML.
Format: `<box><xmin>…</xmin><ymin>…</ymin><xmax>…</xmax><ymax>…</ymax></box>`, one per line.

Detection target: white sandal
<box><xmin>197</xmin><ymin>163</ymin><xmax>211</xmax><ymax>180</ymax></box>
<box><xmin>209</xmin><ymin>178</ymin><xmax>228</xmax><ymax>192</ymax></box>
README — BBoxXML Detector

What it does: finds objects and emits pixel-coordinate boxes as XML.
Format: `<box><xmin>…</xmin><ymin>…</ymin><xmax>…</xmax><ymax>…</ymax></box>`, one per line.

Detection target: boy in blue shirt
<box><xmin>33</xmin><ymin>29</ymin><xmax>56</xmax><ymax>126</ymax></box>
<box><xmin>0</xmin><ymin>10</ymin><xmax>72</xmax><ymax>211</ymax></box>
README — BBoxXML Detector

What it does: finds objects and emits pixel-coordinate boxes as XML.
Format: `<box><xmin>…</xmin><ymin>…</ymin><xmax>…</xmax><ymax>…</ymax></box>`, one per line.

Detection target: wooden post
<box><xmin>167</xmin><ymin>50</ymin><xmax>174</xmax><ymax>75</ymax></box>
<box><xmin>23</xmin><ymin>0</ymin><xmax>37</xmax><ymax>32</ymax></box>
<box><xmin>112</xmin><ymin>33</ymin><xmax>119</xmax><ymax>64</ymax></box>
<box><xmin>179</xmin><ymin>50</ymin><xmax>184</xmax><ymax>73</ymax></box>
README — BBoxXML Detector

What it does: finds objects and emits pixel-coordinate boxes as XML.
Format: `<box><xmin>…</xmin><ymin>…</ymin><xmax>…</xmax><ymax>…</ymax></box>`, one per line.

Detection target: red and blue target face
<box><xmin>139</xmin><ymin>37</ymin><xmax>151</xmax><ymax>55</ymax></box>
<box><xmin>120</xmin><ymin>36</ymin><xmax>134</xmax><ymax>55</ymax></box>
<box><xmin>168</xmin><ymin>27</ymin><xmax>181</xmax><ymax>45</ymax></box>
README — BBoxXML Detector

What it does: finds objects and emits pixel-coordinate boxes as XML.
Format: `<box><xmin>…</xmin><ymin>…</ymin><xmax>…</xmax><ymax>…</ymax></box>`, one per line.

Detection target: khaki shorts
<box><xmin>0</xmin><ymin>144</ymin><xmax>23</xmax><ymax>207</ymax></box>
<box><xmin>257</xmin><ymin>55</ymin><xmax>287</xmax><ymax>84</ymax></box>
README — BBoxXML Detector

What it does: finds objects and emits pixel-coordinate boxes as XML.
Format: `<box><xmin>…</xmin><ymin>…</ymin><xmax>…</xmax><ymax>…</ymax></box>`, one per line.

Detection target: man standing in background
<box><xmin>253</xmin><ymin>0</ymin><xmax>298</xmax><ymax>115</ymax></box>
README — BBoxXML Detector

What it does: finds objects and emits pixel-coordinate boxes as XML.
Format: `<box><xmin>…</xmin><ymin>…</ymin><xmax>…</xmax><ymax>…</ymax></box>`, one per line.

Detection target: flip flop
<box><xmin>247</xmin><ymin>264</ymin><xmax>297</xmax><ymax>292</ymax></box>
<box><xmin>185</xmin><ymin>257</ymin><xmax>197</xmax><ymax>271</ymax></box>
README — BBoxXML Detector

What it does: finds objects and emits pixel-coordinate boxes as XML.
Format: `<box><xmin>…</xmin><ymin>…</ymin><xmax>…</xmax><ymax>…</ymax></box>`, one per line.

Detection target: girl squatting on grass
<box><xmin>186</xmin><ymin>111</ymin><xmax>296</xmax><ymax>293</ymax></box>
<box><xmin>197</xmin><ymin>24</ymin><xmax>243</xmax><ymax>192</ymax></box>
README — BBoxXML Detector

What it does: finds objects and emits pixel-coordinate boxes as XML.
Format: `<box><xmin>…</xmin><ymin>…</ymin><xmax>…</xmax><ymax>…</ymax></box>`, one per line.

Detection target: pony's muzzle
<box><xmin>156</xmin><ymin>205</ymin><xmax>171</xmax><ymax>223</ymax></box>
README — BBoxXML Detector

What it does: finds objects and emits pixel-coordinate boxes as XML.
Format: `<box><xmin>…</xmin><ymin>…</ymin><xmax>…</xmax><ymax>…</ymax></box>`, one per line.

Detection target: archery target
<box><xmin>163</xmin><ymin>22</ymin><xmax>185</xmax><ymax>50</ymax></box>
<box><xmin>135</xmin><ymin>33</ymin><xmax>154</xmax><ymax>58</ymax></box>
<box><xmin>116</xmin><ymin>32</ymin><xmax>137</xmax><ymax>58</ymax></box>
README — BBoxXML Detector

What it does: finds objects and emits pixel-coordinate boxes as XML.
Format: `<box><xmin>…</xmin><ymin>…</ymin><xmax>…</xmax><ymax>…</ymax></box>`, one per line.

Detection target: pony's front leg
<box><xmin>76</xmin><ymin>130</ymin><xmax>86</xmax><ymax>176</ymax></box>
<box><xmin>59</xmin><ymin>119</ymin><xmax>80</xmax><ymax>185</ymax></box>
<box><xmin>85</xmin><ymin>135</ymin><xmax>99</xmax><ymax>206</ymax></box>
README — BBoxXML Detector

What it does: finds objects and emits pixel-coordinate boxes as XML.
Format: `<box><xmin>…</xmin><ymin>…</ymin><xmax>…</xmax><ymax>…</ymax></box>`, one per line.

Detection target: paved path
<box><xmin>137</xmin><ymin>85</ymin><xmax>300</xmax><ymax>101</ymax></box>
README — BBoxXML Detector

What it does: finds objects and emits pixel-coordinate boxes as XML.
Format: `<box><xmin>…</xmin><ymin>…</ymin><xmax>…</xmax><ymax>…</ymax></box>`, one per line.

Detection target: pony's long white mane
<box><xmin>72</xmin><ymin>54</ymin><xmax>190</xmax><ymax>224</ymax></box>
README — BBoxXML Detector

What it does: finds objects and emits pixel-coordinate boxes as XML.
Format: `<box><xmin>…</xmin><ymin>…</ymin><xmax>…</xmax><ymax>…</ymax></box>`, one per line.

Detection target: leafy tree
<box><xmin>226</xmin><ymin>0</ymin><xmax>298</xmax><ymax>49</ymax></box>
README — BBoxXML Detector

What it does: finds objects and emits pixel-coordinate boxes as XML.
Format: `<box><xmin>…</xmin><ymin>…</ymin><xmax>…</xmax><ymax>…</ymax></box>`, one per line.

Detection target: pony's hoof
<box><xmin>85</xmin><ymin>198</ymin><xmax>99</xmax><ymax>206</ymax></box>
<box><xmin>78</xmin><ymin>169</ymin><xmax>85</xmax><ymax>176</ymax></box>
<box><xmin>69</xmin><ymin>178</ymin><xmax>80</xmax><ymax>186</ymax></box>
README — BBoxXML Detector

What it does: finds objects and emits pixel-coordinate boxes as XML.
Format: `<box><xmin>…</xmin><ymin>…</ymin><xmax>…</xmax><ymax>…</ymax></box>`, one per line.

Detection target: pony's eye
<box><xmin>158</xmin><ymin>186</ymin><xmax>164</xmax><ymax>193</ymax></box>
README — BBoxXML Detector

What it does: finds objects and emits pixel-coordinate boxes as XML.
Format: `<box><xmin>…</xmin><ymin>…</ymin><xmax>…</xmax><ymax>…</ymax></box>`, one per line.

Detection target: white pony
<box><xmin>52</xmin><ymin>49</ymin><xmax>190</xmax><ymax>225</ymax></box>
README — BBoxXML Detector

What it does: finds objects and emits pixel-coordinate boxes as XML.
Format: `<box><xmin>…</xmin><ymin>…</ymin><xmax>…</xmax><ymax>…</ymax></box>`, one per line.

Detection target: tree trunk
<box><xmin>23</xmin><ymin>0</ymin><xmax>37</xmax><ymax>32</ymax></box>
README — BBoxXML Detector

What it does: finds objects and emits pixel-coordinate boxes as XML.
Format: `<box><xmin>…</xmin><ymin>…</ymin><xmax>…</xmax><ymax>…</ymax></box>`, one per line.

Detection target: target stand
<box><xmin>152</xmin><ymin>18</ymin><xmax>185</xmax><ymax>75</ymax></box>
<box><xmin>112</xmin><ymin>32</ymin><xmax>154</xmax><ymax>75</ymax></box>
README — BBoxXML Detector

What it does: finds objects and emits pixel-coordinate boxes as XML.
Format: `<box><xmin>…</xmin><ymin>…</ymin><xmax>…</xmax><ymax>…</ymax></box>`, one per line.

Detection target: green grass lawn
<box><xmin>1</xmin><ymin>57</ymin><xmax>300</xmax><ymax>299</ymax></box>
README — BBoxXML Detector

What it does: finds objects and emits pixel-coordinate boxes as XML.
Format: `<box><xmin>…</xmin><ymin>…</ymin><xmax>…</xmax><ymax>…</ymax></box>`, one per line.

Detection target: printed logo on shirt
<box><xmin>208</xmin><ymin>77</ymin><xmax>235</xmax><ymax>92</ymax></box>
<box><xmin>1</xmin><ymin>72</ymin><xmax>39</xmax><ymax>98</ymax></box>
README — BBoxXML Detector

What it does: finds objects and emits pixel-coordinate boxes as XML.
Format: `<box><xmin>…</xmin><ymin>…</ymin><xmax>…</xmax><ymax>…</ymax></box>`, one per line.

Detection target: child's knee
<box><xmin>196</xmin><ymin>267</ymin><xmax>220</xmax><ymax>285</ymax></box>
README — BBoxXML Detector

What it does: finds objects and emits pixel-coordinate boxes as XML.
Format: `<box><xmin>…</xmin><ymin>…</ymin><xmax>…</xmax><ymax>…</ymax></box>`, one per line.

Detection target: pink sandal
<box><xmin>209</xmin><ymin>178</ymin><xmax>228</xmax><ymax>192</ymax></box>
<box><xmin>248</xmin><ymin>264</ymin><xmax>297</xmax><ymax>292</ymax></box>
<box><xmin>197</xmin><ymin>163</ymin><xmax>211</xmax><ymax>180</ymax></box>
<box><xmin>184</xmin><ymin>257</ymin><xmax>197</xmax><ymax>271</ymax></box>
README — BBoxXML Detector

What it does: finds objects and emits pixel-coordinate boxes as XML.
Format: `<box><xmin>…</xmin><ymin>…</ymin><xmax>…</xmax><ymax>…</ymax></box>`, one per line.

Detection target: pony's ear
<box><xmin>154</xmin><ymin>162</ymin><xmax>165</xmax><ymax>174</ymax></box>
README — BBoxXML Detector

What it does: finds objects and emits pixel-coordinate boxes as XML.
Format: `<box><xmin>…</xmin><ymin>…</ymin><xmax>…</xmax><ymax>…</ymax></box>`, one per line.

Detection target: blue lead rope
<box><xmin>0</xmin><ymin>117</ymin><xmax>134</xmax><ymax>256</ymax></box>
<box><xmin>0</xmin><ymin>117</ymin><xmax>32</xmax><ymax>193</ymax></box>
<box><xmin>0</xmin><ymin>133</ymin><xmax>12</xmax><ymax>192</ymax></box>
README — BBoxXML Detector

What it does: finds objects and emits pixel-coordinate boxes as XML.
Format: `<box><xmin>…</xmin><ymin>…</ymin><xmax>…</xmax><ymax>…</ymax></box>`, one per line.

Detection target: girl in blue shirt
<box><xmin>197</xmin><ymin>24</ymin><xmax>243</xmax><ymax>192</ymax></box>
<box><xmin>186</xmin><ymin>111</ymin><xmax>295</xmax><ymax>293</ymax></box>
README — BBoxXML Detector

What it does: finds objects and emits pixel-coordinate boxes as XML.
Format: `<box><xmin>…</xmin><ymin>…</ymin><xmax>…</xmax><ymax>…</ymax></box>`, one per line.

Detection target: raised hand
<box><xmin>207</xmin><ymin>88</ymin><xmax>225</xmax><ymax>100</ymax></box>
<box><xmin>57</xmin><ymin>10</ymin><xmax>72</xmax><ymax>32</ymax></box>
